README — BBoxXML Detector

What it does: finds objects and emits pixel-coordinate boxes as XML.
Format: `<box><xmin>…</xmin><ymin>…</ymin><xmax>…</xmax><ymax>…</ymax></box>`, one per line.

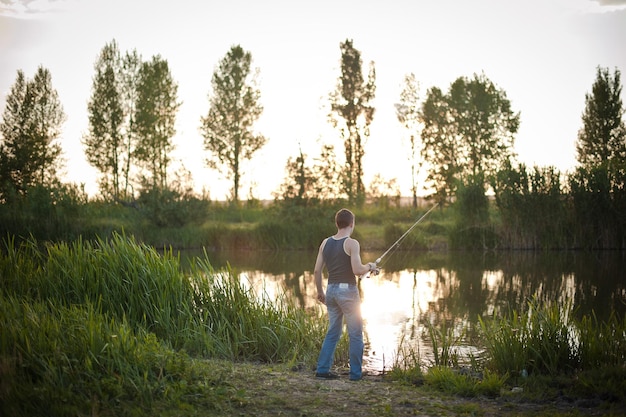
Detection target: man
<box><xmin>314</xmin><ymin>208</ymin><xmax>379</xmax><ymax>381</ymax></box>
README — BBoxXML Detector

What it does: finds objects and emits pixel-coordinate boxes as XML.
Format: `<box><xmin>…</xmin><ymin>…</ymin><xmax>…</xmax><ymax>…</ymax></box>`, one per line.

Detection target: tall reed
<box><xmin>189</xmin><ymin>255</ymin><xmax>326</xmax><ymax>362</ymax></box>
<box><xmin>0</xmin><ymin>233</ymin><xmax>326</xmax><ymax>362</ymax></box>
<box><xmin>0</xmin><ymin>233</ymin><xmax>330</xmax><ymax>414</ymax></box>
<box><xmin>478</xmin><ymin>298</ymin><xmax>626</xmax><ymax>376</ymax></box>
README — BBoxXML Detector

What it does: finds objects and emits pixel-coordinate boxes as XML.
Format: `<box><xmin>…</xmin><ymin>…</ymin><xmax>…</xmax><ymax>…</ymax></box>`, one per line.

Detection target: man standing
<box><xmin>314</xmin><ymin>208</ymin><xmax>379</xmax><ymax>381</ymax></box>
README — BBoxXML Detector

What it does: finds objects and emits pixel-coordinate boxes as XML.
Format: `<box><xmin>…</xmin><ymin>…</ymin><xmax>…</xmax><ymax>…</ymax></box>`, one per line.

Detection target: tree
<box><xmin>0</xmin><ymin>66</ymin><xmax>65</xmax><ymax>197</ymax></box>
<box><xmin>84</xmin><ymin>40</ymin><xmax>124</xmax><ymax>199</ymax></box>
<box><xmin>311</xmin><ymin>144</ymin><xmax>344</xmax><ymax>200</ymax></box>
<box><xmin>275</xmin><ymin>145</ymin><xmax>315</xmax><ymax>203</ymax></box>
<box><xmin>328</xmin><ymin>39</ymin><xmax>376</xmax><ymax>205</ymax></box>
<box><xmin>420</xmin><ymin>73</ymin><xmax>519</xmax><ymax>202</ymax></box>
<box><xmin>275</xmin><ymin>144</ymin><xmax>345</xmax><ymax>202</ymax></box>
<box><xmin>84</xmin><ymin>40</ymin><xmax>142</xmax><ymax>201</ymax></box>
<box><xmin>576</xmin><ymin>66</ymin><xmax>626</xmax><ymax>170</ymax></box>
<box><xmin>134</xmin><ymin>55</ymin><xmax>179</xmax><ymax>191</ymax></box>
<box><xmin>395</xmin><ymin>73</ymin><xmax>423</xmax><ymax>208</ymax></box>
<box><xmin>119</xmin><ymin>49</ymin><xmax>142</xmax><ymax>196</ymax></box>
<box><xmin>420</xmin><ymin>86</ymin><xmax>458</xmax><ymax>204</ymax></box>
<box><xmin>200</xmin><ymin>45</ymin><xmax>267</xmax><ymax>203</ymax></box>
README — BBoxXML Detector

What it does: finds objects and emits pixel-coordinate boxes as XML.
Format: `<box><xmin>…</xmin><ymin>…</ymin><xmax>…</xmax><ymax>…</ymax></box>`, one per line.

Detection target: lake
<box><xmin>180</xmin><ymin>248</ymin><xmax>626</xmax><ymax>374</ymax></box>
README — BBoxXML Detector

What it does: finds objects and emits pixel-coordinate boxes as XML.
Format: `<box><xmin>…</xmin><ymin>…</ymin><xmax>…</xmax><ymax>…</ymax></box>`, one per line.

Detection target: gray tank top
<box><xmin>323</xmin><ymin>237</ymin><xmax>356</xmax><ymax>285</ymax></box>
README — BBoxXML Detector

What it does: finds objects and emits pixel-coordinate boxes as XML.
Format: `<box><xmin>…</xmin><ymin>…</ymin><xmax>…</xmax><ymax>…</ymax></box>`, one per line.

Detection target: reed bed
<box><xmin>477</xmin><ymin>298</ymin><xmax>626</xmax><ymax>376</ymax></box>
<box><xmin>390</xmin><ymin>297</ymin><xmax>626</xmax><ymax>400</ymax></box>
<box><xmin>0</xmin><ymin>233</ymin><xmax>327</xmax><ymax>415</ymax></box>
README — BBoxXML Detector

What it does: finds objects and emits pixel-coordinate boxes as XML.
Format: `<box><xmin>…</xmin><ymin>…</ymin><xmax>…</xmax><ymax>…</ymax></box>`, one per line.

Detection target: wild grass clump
<box><xmin>577</xmin><ymin>310</ymin><xmax>626</xmax><ymax>369</ymax></box>
<box><xmin>479</xmin><ymin>298</ymin><xmax>626</xmax><ymax>377</ymax></box>
<box><xmin>390</xmin><ymin>299</ymin><xmax>626</xmax><ymax>404</ymax></box>
<box><xmin>0</xmin><ymin>233</ymin><xmax>326</xmax><ymax>362</ymax></box>
<box><xmin>424</xmin><ymin>367</ymin><xmax>505</xmax><ymax>398</ymax></box>
<box><xmin>189</xmin><ymin>255</ymin><xmax>326</xmax><ymax>362</ymax></box>
<box><xmin>387</xmin><ymin>335</ymin><xmax>425</xmax><ymax>386</ymax></box>
<box><xmin>1</xmin><ymin>233</ymin><xmax>196</xmax><ymax>346</ymax></box>
<box><xmin>0</xmin><ymin>295</ymin><xmax>239</xmax><ymax>416</ymax></box>
<box><xmin>0</xmin><ymin>233</ymin><xmax>328</xmax><ymax>415</ymax></box>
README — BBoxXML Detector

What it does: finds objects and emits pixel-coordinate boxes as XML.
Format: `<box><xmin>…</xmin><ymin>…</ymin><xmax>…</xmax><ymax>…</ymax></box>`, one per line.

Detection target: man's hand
<box><xmin>368</xmin><ymin>262</ymin><xmax>380</xmax><ymax>276</ymax></box>
<box><xmin>317</xmin><ymin>292</ymin><xmax>326</xmax><ymax>304</ymax></box>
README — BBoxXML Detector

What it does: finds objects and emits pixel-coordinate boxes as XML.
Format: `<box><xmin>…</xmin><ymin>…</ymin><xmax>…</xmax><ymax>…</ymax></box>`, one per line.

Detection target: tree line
<box><xmin>0</xmin><ymin>39</ymin><xmax>624</xmax><ymax>248</ymax></box>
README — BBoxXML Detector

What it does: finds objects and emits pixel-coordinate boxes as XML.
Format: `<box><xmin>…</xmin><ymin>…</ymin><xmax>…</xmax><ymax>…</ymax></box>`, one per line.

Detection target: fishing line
<box><xmin>364</xmin><ymin>203</ymin><xmax>438</xmax><ymax>277</ymax></box>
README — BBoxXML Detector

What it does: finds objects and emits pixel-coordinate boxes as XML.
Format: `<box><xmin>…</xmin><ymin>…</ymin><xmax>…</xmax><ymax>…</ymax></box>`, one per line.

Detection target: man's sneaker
<box><xmin>350</xmin><ymin>371</ymin><xmax>367</xmax><ymax>381</ymax></box>
<box><xmin>315</xmin><ymin>372</ymin><xmax>340</xmax><ymax>380</ymax></box>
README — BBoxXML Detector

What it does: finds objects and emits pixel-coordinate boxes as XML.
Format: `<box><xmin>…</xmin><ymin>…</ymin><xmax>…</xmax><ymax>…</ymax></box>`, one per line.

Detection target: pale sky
<box><xmin>1</xmin><ymin>0</ymin><xmax>625</xmax><ymax>200</ymax></box>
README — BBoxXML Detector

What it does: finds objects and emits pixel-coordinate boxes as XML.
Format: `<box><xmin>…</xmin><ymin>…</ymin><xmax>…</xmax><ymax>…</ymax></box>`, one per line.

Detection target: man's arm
<box><xmin>314</xmin><ymin>239</ymin><xmax>327</xmax><ymax>302</ymax></box>
<box><xmin>345</xmin><ymin>238</ymin><xmax>375</xmax><ymax>276</ymax></box>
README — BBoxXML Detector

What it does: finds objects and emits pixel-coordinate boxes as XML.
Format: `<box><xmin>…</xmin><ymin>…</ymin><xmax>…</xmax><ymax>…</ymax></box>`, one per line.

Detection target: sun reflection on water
<box><xmin>360</xmin><ymin>270</ymin><xmax>448</xmax><ymax>373</ymax></box>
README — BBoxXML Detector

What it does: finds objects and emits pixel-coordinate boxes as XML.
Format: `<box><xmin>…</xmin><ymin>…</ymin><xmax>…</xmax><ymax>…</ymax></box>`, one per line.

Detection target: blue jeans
<box><xmin>316</xmin><ymin>283</ymin><xmax>363</xmax><ymax>380</ymax></box>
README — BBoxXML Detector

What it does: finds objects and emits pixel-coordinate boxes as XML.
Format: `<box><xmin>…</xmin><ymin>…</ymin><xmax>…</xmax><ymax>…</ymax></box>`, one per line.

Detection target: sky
<box><xmin>1</xmin><ymin>0</ymin><xmax>625</xmax><ymax>200</ymax></box>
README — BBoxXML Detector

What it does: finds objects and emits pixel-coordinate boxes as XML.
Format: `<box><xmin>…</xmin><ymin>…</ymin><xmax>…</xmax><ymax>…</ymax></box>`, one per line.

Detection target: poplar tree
<box><xmin>134</xmin><ymin>55</ymin><xmax>180</xmax><ymax>191</ymax></box>
<box><xmin>570</xmin><ymin>67</ymin><xmax>626</xmax><ymax>249</ymax></box>
<box><xmin>395</xmin><ymin>73</ymin><xmax>422</xmax><ymax>207</ymax></box>
<box><xmin>328</xmin><ymin>39</ymin><xmax>376</xmax><ymax>205</ymax></box>
<box><xmin>576</xmin><ymin>66</ymin><xmax>626</xmax><ymax>170</ymax></box>
<box><xmin>84</xmin><ymin>41</ymin><xmax>124</xmax><ymax>199</ymax></box>
<box><xmin>84</xmin><ymin>40</ymin><xmax>142</xmax><ymax>200</ymax></box>
<box><xmin>0</xmin><ymin>66</ymin><xmax>65</xmax><ymax>197</ymax></box>
<box><xmin>200</xmin><ymin>45</ymin><xmax>266</xmax><ymax>202</ymax></box>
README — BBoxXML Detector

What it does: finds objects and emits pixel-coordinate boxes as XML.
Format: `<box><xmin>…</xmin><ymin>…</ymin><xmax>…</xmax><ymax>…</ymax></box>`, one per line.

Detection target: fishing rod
<box><xmin>365</xmin><ymin>203</ymin><xmax>438</xmax><ymax>277</ymax></box>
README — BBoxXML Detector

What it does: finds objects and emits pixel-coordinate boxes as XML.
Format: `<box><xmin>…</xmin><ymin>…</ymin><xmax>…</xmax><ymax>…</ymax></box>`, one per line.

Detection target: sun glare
<box><xmin>360</xmin><ymin>270</ymin><xmax>441</xmax><ymax>372</ymax></box>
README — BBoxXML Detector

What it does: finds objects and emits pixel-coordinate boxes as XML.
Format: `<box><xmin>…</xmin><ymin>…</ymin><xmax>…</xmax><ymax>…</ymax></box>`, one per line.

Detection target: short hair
<box><xmin>335</xmin><ymin>208</ymin><xmax>354</xmax><ymax>229</ymax></box>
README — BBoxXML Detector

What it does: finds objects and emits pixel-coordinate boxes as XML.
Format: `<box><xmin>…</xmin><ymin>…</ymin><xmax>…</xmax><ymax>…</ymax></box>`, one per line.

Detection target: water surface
<box><xmin>181</xmin><ymin>249</ymin><xmax>626</xmax><ymax>373</ymax></box>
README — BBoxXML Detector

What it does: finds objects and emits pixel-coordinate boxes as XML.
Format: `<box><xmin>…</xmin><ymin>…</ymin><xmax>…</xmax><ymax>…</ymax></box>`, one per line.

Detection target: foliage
<box><xmin>275</xmin><ymin>144</ymin><xmax>346</xmax><ymax>203</ymax></box>
<box><xmin>328</xmin><ymin>39</ymin><xmax>376</xmax><ymax>205</ymax></box>
<box><xmin>134</xmin><ymin>54</ymin><xmax>180</xmax><ymax>191</ymax></box>
<box><xmin>276</xmin><ymin>145</ymin><xmax>313</xmax><ymax>202</ymax></box>
<box><xmin>368</xmin><ymin>174</ymin><xmax>401</xmax><ymax>209</ymax></box>
<box><xmin>257</xmin><ymin>203</ymin><xmax>338</xmax><ymax>250</ymax></box>
<box><xmin>424</xmin><ymin>367</ymin><xmax>504</xmax><ymax>398</ymax></box>
<box><xmin>576</xmin><ymin>66</ymin><xmax>626</xmax><ymax>170</ymax></box>
<box><xmin>491</xmin><ymin>162</ymin><xmax>569</xmax><ymax>249</ymax></box>
<box><xmin>0</xmin><ymin>67</ymin><xmax>65</xmax><ymax>199</ymax></box>
<box><xmin>390</xmin><ymin>299</ymin><xmax>625</xmax><ymax>404</ymax></box>
<box><xmin>420</xmin><ymin>73</ymin><xmax>520</xmax><ymax>203</ymax></box>
<box><xmin>568</xmin><ymin>163</ymin><xmax>626</xmax><ymax>249</ymax></box>
<box><xmin>449</xmin><ymin>175</ymin><xmax>496</xmax><ymax>249</ymax></box>
<box><xmin>200</xmin><ymin>45</ymin><xmax>266</xmax><ymax>203</ymax></box>
<box><xmin>395</xmin><ymin>72</ymin><xmax>424</xmax><ymax>208</ymax></box>
<box><xmin>0</xmin><ymin>232</ymin><xmax>329</xmax><ymax>415</ymax></box>
<box><xmin>83</xmin><ymin>40</ymin><xmax>141</xmax><ymax>201</ymax></box>
<box><xmin>426</xmin><ymin>320</ymin><xmax>462</xmax><ymax>368</ymax></box>
<box><xmin>0</xmin><ymin>233</ymin><xmax>326</xmax><ymax>361</ymax></box>
<box><xmin>0</xmin><ymin>183</ymin><xmax>87</xmax><ymax>241</ymax></box>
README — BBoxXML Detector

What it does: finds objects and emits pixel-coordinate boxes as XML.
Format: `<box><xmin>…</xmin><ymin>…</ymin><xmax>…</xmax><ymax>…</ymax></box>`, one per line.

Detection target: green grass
<box><xmin>0</xmin><ymin>233</ymin><xmax>333</xmax><ymax>415</ymax></box>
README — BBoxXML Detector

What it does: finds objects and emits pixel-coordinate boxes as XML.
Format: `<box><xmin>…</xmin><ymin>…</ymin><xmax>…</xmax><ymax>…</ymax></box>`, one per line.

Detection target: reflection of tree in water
<box><xmin>497</xmin><ymin>251</ymin><xmax>626</xmax><ymax>321</ymax></box>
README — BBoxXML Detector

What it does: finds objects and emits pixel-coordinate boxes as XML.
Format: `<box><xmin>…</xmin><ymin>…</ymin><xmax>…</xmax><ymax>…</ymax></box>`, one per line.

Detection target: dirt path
<box><xmin>223</xmin><ymin>364</ymin><xmax>621</xmax><ymax>417</ymax></box>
